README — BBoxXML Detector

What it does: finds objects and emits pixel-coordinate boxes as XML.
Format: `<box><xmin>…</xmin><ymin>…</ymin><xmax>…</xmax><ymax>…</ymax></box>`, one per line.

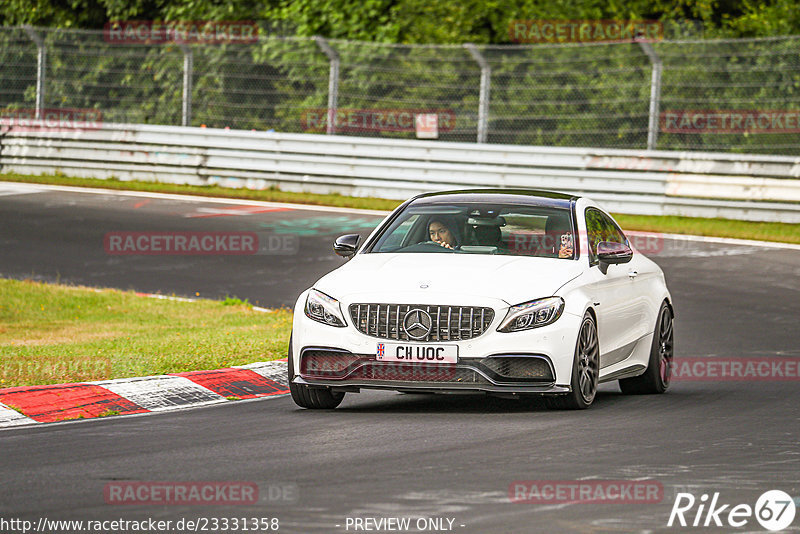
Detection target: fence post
<box><xmin>23</xmin><ymin>26</ymin><xmax>46</xmax><ymax>120</ymax></box>
<box><xmin>638</xmin><ymin>40</ymin><xmax>662</xmax><ymax>150</ymax></box>
<box><xmin>179</xmin><ymin>44</ymin><xmax>193</xmax><ymax>127</ymax></box>
<box><xmin>464</xmin><ymin>43</ymin><xmax>491</xmax><ymax>144</ymax></box>
<box><xmin>314</xmin><ymin>36</ymin><xmax>339</xmax><ymax>135</ymax></box>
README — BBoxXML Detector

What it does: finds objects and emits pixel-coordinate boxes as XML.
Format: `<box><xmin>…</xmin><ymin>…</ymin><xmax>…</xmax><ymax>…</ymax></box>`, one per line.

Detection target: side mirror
<box><xmin>333</xmin><ymin>234</ymin><xmax>361</xmax><ymax>258</ymax></box>
<box><xmin>597</xmin><ymin>241</ymin><xmax>632</xmax><ymax>274</ymax></box>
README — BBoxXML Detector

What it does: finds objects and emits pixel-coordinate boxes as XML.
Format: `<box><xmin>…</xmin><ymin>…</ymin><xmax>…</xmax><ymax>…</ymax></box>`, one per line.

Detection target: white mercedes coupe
<box><xmin>289</xmin><ymin>189</ymin><xmax>674</xmax><ymax>410</ymax></box>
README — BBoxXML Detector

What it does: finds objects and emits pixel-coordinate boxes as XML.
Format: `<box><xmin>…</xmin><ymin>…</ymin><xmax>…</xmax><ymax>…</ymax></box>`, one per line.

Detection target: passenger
<box><xmin>558</xmin><ymin>233</ymin><xmax>574</xmax><ymax>258</ymax></box>
<box><xmin>544</xmin><ymin>214</ymin><xmax>574</xmax><ymax>259</ymax></box>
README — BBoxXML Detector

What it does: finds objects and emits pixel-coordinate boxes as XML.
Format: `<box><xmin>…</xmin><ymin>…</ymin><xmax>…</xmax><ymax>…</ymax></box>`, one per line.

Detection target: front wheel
<box><xmin>545</xmin><ymin>313</ymin><xmax>599</xmax><ymax>410</ymax></box>
<box><xmin>288</xmin><ymin>336</ymin><xmax>345</xmax><ymax>409</ymax></box>
<box><xmin>619</xmin><ymin>302</ymin><xmax>673</xmax><ymax>394</ymax></box>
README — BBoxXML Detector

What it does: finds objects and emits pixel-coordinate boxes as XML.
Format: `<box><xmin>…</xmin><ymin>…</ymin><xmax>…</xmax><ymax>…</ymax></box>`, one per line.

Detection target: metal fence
<box><xmin>2</xmin><ymin>26</ymin><xmax>800</xmax><ymax>154</ymax></box>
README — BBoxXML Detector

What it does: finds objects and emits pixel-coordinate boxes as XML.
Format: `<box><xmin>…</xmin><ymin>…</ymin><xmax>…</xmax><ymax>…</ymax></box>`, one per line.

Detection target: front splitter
<box><xmin>294</xmin><ymin>376</ymin><xmax>571</xmax><ymax>395</ymax></box>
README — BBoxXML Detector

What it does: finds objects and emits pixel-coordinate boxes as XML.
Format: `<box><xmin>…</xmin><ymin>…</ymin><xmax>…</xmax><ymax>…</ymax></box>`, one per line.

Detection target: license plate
<box><xmin>376</xmin><ymin>343</ymin><xmax>458</xmax><ymax>363</ymax></box>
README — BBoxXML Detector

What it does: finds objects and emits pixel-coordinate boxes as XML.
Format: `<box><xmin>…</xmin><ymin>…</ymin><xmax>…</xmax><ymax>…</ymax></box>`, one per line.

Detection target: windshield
<box><xmin>368</xmin><ymin>202</ymin><xmax>576</xmax><ymax>259</ymax></box>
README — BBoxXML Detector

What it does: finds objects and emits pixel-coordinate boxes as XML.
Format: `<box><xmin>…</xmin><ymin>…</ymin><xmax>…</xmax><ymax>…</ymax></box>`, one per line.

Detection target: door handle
<box><xmin>628</xmin><ymin>270</ymin><xmax>639</xmax><ymax>278</ymax></box>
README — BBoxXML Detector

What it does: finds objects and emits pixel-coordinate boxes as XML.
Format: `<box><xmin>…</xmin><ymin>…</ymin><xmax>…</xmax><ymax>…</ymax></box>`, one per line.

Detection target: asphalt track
<box><xmin>1</xmin><ymin>182</ymin><xmax>799</xmax><ymax>533</ymax></box>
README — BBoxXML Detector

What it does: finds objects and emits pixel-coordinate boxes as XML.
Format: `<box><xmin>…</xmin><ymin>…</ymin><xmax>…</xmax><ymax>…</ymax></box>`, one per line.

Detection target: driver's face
<box><xmin>429</xmin><ymin>221</ymin><xmax>454</xmax><ymax>246</ymax></box>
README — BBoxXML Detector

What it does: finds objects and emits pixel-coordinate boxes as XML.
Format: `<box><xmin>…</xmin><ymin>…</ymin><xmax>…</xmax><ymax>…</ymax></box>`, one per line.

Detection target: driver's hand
<box><xmin>434</xmin><ymin>239</ymin><xmax>453</xmax><ymax>249</ymax></box>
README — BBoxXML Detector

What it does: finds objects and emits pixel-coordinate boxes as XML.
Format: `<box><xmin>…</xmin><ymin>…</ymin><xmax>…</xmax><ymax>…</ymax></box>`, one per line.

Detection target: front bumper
<box><xmin>295</xmin><ymin>348</ymin><xmax>569</xmax><ymax>395</ymax></box>
<box><xmin>291</xmin><ymin>291</ymin><xmax>584</xmax><ymax>394</ymax></box>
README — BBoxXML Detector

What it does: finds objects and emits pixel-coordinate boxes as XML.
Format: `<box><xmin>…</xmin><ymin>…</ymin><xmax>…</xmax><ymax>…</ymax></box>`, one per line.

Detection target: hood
<box><xmin>314</xmin><ymin>253</ymin><xmax>583</xmax><ymax>305</ymax></box>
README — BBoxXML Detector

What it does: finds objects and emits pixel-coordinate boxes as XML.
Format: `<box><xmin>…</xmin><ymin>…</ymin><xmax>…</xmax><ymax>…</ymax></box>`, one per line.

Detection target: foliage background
<box><xmin>2</xmin><ymin>0</ymin><xmax>800</xmax><ymax>153</ymax></box>
<box><xmin>3</xmin><ymin>0</ymin><xmax>800</xmax><ymax>40</ymax></box>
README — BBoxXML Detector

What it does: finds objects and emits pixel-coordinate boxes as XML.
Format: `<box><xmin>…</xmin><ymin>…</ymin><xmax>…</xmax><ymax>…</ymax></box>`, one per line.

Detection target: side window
<box><xmin>586</xmin><ymin>209</ymin><xmax>603</xmax><ymax>263</ymax></box>
<box><xmin>585</xmin><ymin>208</ymin><xmax>627</xmax><ymax>264</ymax></box>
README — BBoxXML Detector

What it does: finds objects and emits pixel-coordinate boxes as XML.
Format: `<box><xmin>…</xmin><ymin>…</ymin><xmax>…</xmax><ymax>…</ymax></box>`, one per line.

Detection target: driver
<box><xmin>428</xmin><ymin>219</ymin><xmax>458</xmax><ymax>249</ymax></box>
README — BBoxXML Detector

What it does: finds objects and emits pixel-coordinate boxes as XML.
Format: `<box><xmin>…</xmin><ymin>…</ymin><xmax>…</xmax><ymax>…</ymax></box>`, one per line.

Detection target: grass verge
<box><xmin>612</xmin><ymin>214</ymin><xmax>800</xmax><ymax>245</ymax></box>
<box><xmin>0</xmin><ymin>278</ymin><xmax>292</xmax><ymax>388</ymax></box>
<box><xmin>2</xmin><ymin>172</ymin><xmax>799</xmax><ymax>244</ymax></box>
<box><xmin>1</xmin><ymin>172</ymin><xmax>402</xmax><ymax>211</ymax></box>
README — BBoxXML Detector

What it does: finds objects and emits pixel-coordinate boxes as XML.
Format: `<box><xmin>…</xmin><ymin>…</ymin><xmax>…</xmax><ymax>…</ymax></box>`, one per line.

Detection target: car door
<box><xmin>584</xmin><ymin>208</ymin><xmax>647</xmax><ymax>368</ymax></box>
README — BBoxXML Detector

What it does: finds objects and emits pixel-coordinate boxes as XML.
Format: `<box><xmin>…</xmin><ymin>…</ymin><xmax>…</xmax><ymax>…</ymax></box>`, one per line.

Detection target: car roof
<box><xmin>409</xmin><ymin>188</ymin><xmax>579</xmax><ymax>209</ymax></box>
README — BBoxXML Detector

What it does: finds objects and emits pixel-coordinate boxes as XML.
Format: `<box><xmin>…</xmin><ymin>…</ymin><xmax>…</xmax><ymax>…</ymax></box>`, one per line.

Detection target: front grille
<box><xmin>350</xmin><ymin>363</ymin><xmax>489</xmax><ymax>384</ymax></box>
<box><xmin>349</xmin><ymin>304</ymin><xmax>494</xmax><ymax>341</ymax></box>
<box><xmin>482</xmin><ymin>357</ymin><xmax>554</xmax><ymax>381</ymax></box>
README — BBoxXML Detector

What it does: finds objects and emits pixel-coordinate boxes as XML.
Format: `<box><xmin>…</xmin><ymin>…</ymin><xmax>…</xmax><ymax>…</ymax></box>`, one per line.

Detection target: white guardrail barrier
<box><xmin>2</xmin><ymin>122</ymin><xmax>800</xmax><ymax>222</ymax></box>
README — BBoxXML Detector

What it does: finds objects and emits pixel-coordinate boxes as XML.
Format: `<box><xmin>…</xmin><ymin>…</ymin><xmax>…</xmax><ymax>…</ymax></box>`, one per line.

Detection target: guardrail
<box><xmin>1</xmin><ymin>123</ymin><xmax>799</xmax><ymax>222</ymax></box>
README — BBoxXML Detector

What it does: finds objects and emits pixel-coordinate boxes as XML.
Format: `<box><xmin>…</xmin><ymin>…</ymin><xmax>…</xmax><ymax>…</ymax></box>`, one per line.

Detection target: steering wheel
<box><xmin>399</xmin><ymin>241</ymin><xmax>456</xmax><ymax>252</ymax></box>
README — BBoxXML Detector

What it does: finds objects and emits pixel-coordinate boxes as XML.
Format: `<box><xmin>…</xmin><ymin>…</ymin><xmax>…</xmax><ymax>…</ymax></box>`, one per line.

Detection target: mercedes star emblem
<box><xmin>403</xmin><ymin>308</ymin><xmax>432</xmax><ymax>340</ymax></box>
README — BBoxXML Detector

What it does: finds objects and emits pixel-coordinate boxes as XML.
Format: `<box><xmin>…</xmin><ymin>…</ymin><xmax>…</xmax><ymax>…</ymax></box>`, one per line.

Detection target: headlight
<box><xmin>305</xmin><ymin>289</ymin><xmax>347</xmax><ymax>327</ymax></box>
<box><xmin>498</xmin><ymin>297</ymin><xmax>564</xmax><ymax>333</ymax></box>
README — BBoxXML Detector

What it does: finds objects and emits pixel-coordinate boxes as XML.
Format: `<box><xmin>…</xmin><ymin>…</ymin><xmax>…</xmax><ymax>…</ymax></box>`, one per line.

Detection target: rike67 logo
<box><xmin>668</xmin><ymin>490</ymin><xmax>796</xmax><ymax>531</ymax></box>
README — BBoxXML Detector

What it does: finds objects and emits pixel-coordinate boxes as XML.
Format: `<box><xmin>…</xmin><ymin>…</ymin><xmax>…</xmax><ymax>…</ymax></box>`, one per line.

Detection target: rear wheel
<box><xmin>619</xmin><ymin>302</ymin><xmax>673</xmax><ymax>394</ymax></box>
<box><xmin>545</xmin><ymin>313</ymin><xmax>599</xmax><ymax>410</ymax></box>
<box><xmin>288</xmin><ymin>336</ymin><xmax>345</xmax><ymax>409</ymax></box>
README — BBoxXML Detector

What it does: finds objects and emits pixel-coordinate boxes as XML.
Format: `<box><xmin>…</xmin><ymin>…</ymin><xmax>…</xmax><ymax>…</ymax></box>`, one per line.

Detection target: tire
<box><xmin>545</xmin><ymin>313</ymin><xmax>599</xmax><ymax>410</ymax></box>
<box><xmin>288</xmin><ymin>336</ymin><xmax>345</xmax><ymax>409</ymax></box>
<box><xmin>619</xmin><ymin>302</ymin><xmax>673</xmax><ymax>395</ymax></box>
